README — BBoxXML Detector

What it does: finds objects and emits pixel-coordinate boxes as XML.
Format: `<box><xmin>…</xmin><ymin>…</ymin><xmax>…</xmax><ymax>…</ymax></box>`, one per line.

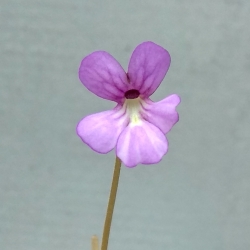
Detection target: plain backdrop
<box><xmin>1</xmin><ymin>1</ymin><xmax>250</xmax><ymax>250</ymax></box>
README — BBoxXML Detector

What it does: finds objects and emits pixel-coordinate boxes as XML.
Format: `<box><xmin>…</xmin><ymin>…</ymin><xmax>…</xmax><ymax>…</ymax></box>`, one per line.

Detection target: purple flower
<box><xmin>77</xmin><ymin>41</ymin><xmax>180</xmax><ymax>168</ymax></box>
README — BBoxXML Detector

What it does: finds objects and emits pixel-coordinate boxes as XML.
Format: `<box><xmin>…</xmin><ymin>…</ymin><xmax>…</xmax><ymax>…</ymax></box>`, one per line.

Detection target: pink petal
<box><xmin>127</xmin><ymin>41</ymin><xmax>171</xmax><ymax>97</ymax></box>
<box><xmin>77</xmin><ymin>106</ymin><xmax>129</xmax><ymax>153</ymax></box>
<box><xmin>141</xmin><ymin>94</ymin><xmax>181</xmax><ymax>134</ymax></box>
<box><xmin>116</xmin><ymin>121</ymin><xmax>168</xmax><ymax>168</ymax></box>
<box><xmin>79</xmin><ymin>51</ymin><xmax>129</xmax><ymax>102</ymax></box>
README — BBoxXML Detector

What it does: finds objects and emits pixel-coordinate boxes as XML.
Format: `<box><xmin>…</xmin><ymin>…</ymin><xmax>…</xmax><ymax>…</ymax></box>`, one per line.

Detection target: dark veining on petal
<box><xmin>125</xmin><ymin>89</ymin><xmax>140</xmax><ymax>99</ymax></box>
<box><xmin>126</xmin><ymin>73</ymin><xmax>130</xmax><ymax>83</ymax></box>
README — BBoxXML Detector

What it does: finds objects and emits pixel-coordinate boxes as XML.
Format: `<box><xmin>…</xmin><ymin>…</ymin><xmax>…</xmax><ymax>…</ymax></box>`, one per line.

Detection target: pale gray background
<box><xmin>1</xmin><ymin>0</ymin><xmax>250</xmax><ymax>250</ymax></box>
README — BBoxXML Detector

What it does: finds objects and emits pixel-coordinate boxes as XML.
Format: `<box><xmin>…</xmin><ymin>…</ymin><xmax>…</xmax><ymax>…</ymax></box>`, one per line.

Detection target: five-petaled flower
<box><xmin>77</xmin><ymin>41</ymin><xmax>180</xmax><ymax>168</ymax></box>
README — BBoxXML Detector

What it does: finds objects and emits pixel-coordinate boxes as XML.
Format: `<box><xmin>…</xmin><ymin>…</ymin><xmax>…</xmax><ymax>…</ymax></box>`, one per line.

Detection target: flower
<box><xmin>77</xmin><ymin>41</ymin><xmax>180</xmax><ymax>168</ymax></box>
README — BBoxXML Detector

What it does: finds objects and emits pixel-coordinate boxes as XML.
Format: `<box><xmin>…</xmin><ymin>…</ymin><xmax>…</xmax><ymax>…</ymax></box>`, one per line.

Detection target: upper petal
<box><xmin>116</xmin><ymin>120</ymin><xmax>168</xmax><ymax>168</ymax></box>
<box><xmin>141</xmin><ymin>94</ymin><xmax>181</xmax><ymax>134</ymax></box>
<box><xmin>127</xmin><ymin>41</ymin><xmax>171</xmax><ymax>97</ymax></box>
<box><xmin>77</xmin><ymin>106</ymin><xmax>129</xmax><ymax>153</ymax></box>
<box><xmin>79</xmin><ymin>51</ymin><xmax>129</xmax><ymax>102</ymax></box>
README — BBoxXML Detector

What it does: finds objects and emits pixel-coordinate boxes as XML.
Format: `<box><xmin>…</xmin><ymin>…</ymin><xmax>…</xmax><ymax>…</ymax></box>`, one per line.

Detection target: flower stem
<box><xmin>101</xmin><ymin>157</ymin><xmax>121</xmax><ymax>250</ymax></box>
<box><xmin>91</xmin><ymin>235</ymin><xmax>99</xmax><ymax>250</ymax></box>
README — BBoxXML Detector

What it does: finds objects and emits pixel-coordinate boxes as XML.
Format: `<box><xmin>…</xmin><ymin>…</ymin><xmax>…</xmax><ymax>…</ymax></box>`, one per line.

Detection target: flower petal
<box><xmin>79</xmin><ymin>51</ymin><xmax>129</xmax><ymax>102</ymax></box>
<box><xmin>116</xmin><ymin>121</ymin><xmax>168</xmax><ymax>167</ymax></box>
<box><xmin>77</xmin><ymin>106</ymin><xmax>129</xmax><ymax>153</ymax></box>
<box><xmin>127</xmin><ymin>41</ymin><xmax>171</xmax><ymax>97</ymax></box>
<box><xmin>141</xmin><ymin>94</ymin><xmax>181</xmax><ymax>134</ymax></box>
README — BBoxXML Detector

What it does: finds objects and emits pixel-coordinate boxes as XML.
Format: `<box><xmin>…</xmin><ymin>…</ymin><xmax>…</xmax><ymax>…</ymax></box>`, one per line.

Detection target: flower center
<box><xmin>125</xmin><ymin>89</ymin><xmax>140</xmax><ymax>99</ymax></box>
<box><xmin>124</xmin><ymin>97</ymin><xmax>142</xmax><ymax>125</ymax></box>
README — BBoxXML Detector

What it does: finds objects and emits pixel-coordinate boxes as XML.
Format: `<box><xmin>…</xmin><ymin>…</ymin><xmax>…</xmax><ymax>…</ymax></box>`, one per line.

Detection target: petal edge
<box><xmin>116</xmin><ymin>120</ymin><xmax>168</xmax><ymax>167</ymax></box>
<box><xmin>77</xmin><ymin>107</ymin><xmax>129</xmax><ymax>153</ymax></box>
<box><xmin>141</xmin><ymin>94</ymin><xmax>181</xmax><ymax>134</ymax></box>
<box><xmin>127</xmin><ymin>41</ymin><xmax>171</xmax><ymax>97</ymax></box>
<box><xmin>79</xmin><ymin>51</ymin><xmax>129</xmax><ymax>102</ymax></box>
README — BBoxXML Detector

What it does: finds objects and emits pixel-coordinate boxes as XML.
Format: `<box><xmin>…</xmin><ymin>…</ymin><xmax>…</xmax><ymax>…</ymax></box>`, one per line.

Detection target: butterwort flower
<box><xmin>77</xmin><ymin>41</ymin><xmax>180</xmax><ymax>167</ymax></box>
